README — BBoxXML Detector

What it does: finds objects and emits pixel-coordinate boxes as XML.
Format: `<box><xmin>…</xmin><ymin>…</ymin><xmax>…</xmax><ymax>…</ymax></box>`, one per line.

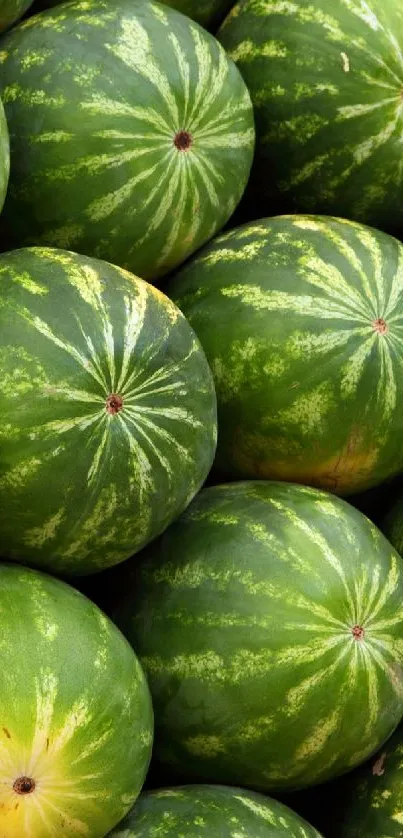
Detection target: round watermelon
<box><xmin>107</xmin><ymin>785</ymin><xmax>323</xmax><ymax>837</ymax></box>
<box><xmin>0</xmin><ymin>0</ymin><xmax>254</xmax><ymax>280</ymax></box>
<box><xmin>111</xmin><ymin>481</ymin><xmax>403</xmax><ymax>793</ymax></box>
<box><xmin>0</xmin><ymin>247</ymin><xmax>217</xmax><ymax>575</ymax></box>
<box><xmin>218</xmin><ymin>0</ymin><xmax>403</xmax><ymax>234</ymax></box>
<box><xmin>168</xmin><ymin>214</ymin><xmax>403</xmax><ymax>495</ymax></box>
<box><xmin>0</xmin><ymin>0</ymin><xmax>33</xmax><ymax>30</ymax></box>
<box><xmin>0</xmin><ymin>562</ymin><xmax>153</xmax><ymax>837</ymax></box>
<box><xmin>329</xmin><ymin>724</ymin><xmax>403</xmax><ymax>837</ymax></box>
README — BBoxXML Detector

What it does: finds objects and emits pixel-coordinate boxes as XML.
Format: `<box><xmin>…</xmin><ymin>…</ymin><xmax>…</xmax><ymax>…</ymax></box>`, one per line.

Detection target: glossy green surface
<box><xmin>219</xmin><ymin>0</ymin><xmax>403</xmax><ymax>233</ymax></box>
<box><xmin>0</xmin><ymin>0</ymin><xmax>254</xmax><ymax>279</ymax></box>
<box><xmin>169</xmin><ymin>215</ymin><xmax>403</xmax><ymax>495</ymax></box>
<box><xmin>108</xmin><ymin>785</ymin><xmax>322</xmax><ymax>837</ymax></box>
<box><xmin>112</xmin><ymin>481</ymin><xmax>403</xmax><ymax>792</ymax></box>
<box><xmin>0</xmin><ymin>247</ymin><xmax>217</xmax><ymax>574</ymax></box>
<box><xmin>0</xmin><ymin>563</ymin><xmax>153</xmax><ymax>837</ymax></box>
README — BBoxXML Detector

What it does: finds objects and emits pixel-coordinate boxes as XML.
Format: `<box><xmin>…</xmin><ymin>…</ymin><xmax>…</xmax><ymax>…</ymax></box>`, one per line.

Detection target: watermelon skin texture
<box><xmin>30</xmin><ymin>0</ymin><xmax>235</xmax><ymax>30</ymax></box>
<box><xmin>218</xmin><ymin>0</ymin><xmax>403</xmax><ymax>234</ymax></box>
<box><xmin>330</xmin><ymin>725</ymin><xmax>403</xmax><ymax>837</ymax></box>
<box><xmin>160</xmin><ymin>0</ymin><xmax>234</xmax><ymax>29</ymax></box>
<box><xmin>0</xmin><ymin>0</ymin><xmax>254</xmax><ymax>280</ymax></box>
<box><xmin>0</xmin><ymin>562</ymin><xmax>153</xmax><ymax>838</ymax></box>
<box><xmin>0</xmin><ymin>247</ymin><xmax>217</xmax><ymax>576</ymax></box>
<box><xmin>111</xmin><ymin>481</ymin><xmax>403</xmax><ymax>793</ymax></box>
<box><xmin>107</xmin><ymin>785</ymin><xmax>323</xmax><ymax>837</ymax></box>
<box><xmin>168</xmin><ymin>214</ymin><xmax>403</xmax><ymax>496</ymax></box>
<box><xmin>0</xmin><ymin>0</ymin><xmax>33</xmax><ymax>30</ymax></box>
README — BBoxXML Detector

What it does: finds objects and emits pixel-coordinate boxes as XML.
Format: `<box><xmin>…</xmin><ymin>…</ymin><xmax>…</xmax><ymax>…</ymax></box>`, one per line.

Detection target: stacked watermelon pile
<box><xmin>1</xmin><ymin>0</ymin><xmax>403</xmax><ymax>835</ymax></box>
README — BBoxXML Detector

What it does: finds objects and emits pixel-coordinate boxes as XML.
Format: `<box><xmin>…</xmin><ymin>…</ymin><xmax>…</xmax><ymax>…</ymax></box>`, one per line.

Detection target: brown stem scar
<box><xmin>352</xmin><ymin>624</ymin><xmax>365</xmax><ymax>640</ymax></box>
<box><xmin>106</xmin><ymin>394</ymin><xmax>123</xmax><ymax>415</ymax></box>
<box><xmin>372</xmin><ymin>318</ymin><xmax>387</xmax><ymax>335</ymax></box>
<box><xmin>174</xmin><ymin>130</ymin><xmax>193</xmax><ymax>151</ymax></box>
<box><xmin>13</xmin><ymin>777</ymin><xmax>35</xmax><ymax>795</ymax></box>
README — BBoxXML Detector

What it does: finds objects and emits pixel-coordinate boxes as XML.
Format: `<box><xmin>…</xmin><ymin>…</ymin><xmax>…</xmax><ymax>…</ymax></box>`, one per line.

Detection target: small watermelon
<box><xmin>0</xmin><ymin>562</ymin><xmax>153</xmax><ymax>837</ymax></box>
<box><xmin>107</xmin><ymin>785</ymin><xmax>323</xmax><ymax>837</ymax></box>
<box><xmin>111</xmin><ymin>481</ymin><xmax>403</xmax><ymax>793</ymax></box>
<box><xmin>0</xmin><ymin>247</ymin><xmax>217</xmax><ymax>575</ymax></box>
<box><xmin>218</xmin><ymin>0</ymin><xmax>403</xmax><ymax>234</ymax></box>
<box><xmin>0</xmin><ymin>0</ymin><xmax>254</xmax><ymax>279</ymax></box>
<box><xmin>168</xmin><ymin>215</ymin><xmax>403</xmax><ymax>495</ymax></box>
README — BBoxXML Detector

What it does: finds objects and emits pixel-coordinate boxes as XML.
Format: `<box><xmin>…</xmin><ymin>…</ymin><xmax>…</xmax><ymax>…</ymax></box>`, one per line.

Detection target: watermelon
<box><xmin>0</xmin><ymin>0</ymin><xmax>33</xmax><ymax>30</ymax></box>
<box><xmin>30</xmin><ymin>0</ymin><xmax>235</xmax><ymax>30</ymax></box>
<box><xmin>0</xmin><ymin>247</ymin><xmax>217</xmax><ymax>576</ymax></box>
<box><xmin>107</xmin><ymin>784</ymin><xmax>323</xmax><ymax>837</ymax></box>
<box><xmin>327</xmin><ymin>724</ymin><xmax>403</xmax><ymax>837</ymax></box>
<box><xmin>168</xmin><ymin>214</ymin><xmax>403</xmax><ymax>495</ymax></box>
<box><xmin>111</xmin><ymin>480</ymin><xmax>403</xmax><ymax>793</ymax></box>
<box><xmin>0</xmin><ymin>94</ymin><xmax>9</xmax><ymax>212</ymax></box>
<box><xmin>0</xmin><ymin>562</ymin><xmax>153</xmax><ymax>836</ymax></box>
<box><xmin>218</xmin><ymin>0</ymin><xmax>403</xmax><ymax>234</ymax></box>
<box><xmin>0</xmin><ymin>0</ymin><xmax>254</xmax><ymax>280</ymax></box>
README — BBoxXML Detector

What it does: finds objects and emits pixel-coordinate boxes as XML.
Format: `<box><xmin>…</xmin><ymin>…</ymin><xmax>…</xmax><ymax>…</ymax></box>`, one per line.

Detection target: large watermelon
<box><xmin>111</xmin><ymin>481</ymin><xmax>403</xmax><ymax>793</ymax></box>
<box><xmin>0</xmin><ymin>0</ymin><xmax>254</xmax><ymax>280</ymax></box>
<box><xmin>0</xmin><ymin>562</ymin><xmax>153</xmax><ymax>837</ymax></box>
<box><xmin>0</xmin><ymin>247</ymin><xmax>217</xmax><ymax>575</ymax></box>
<box><xmin>0</xmin><ymin>0</ymin><xmax>33</xmax><ymax>30</ymax></box>
<box><xmin>107</xmin><ymin>785</ymin><xmax>323</xmax><ymax>837</ymax></box>
<box><xmin>168</xmin><ymin>215</ymin><xmax>403</xmax><ymax>495</ymax></box>
<box><xmin>218</xmin><ymin>0</ymin><xmax>403</xmax><ymax>234</ymax></box>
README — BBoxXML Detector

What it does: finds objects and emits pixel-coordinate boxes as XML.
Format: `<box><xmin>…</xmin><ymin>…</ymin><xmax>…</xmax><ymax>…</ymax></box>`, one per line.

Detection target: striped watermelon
<box><xmin>0</xmin><ymin>562</ymin><xmax>153</xmax><ymax>837</ymax></box>
<box><xmin>30</xmin><ymin>0</ymin><xmax>235</xmax><ymax>30</ymax></box>
<box><xmin>111</xmin><ymin>481</ymin><xmax>403</xmax><ymax>793</ymax></box>
<box><xmin>0</xmin><ymin>94</ymin><xmax>9</xmax><ymax>212</ymax></box>
<box><xmin>107</xmin><ymin>785</ymin><xmax>323</xmax><ymax>837</ymax></box>
<box><xmin>0</xmin><ymin>0</ymin><xmax>254</xmax><ymax>280</ymax></box>
<box><xmin>168</xmin><ymin>215</ymin><xmax>403</xmax><ymax>495</ymax></box>
<box><xmin>0</xmin><ymin>247</ymin><xmax>217</xmax><ymax>576</ymax></box>
<box><xmin>328</xmin><ymin>724</ymin><xmax>403</xmax><ymax>837</ymax></box>
<box><xmin>218</xmin><ymin>0</ymin><xmax>403</xmax><ymax>233</ymax></box>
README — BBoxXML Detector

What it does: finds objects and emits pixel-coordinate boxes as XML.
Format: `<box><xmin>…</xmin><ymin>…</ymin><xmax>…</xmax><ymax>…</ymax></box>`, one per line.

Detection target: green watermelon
<box><xmin>168</xmin><ymin>214</ymin><xmax>403</xmax><ymax>495</ymax></box>
<box><xmin>0</xmin><ymin>94</ymin><xmax>9</xmax><ymax>211</ymax></box>
<box><xmin>30</xmin><ymin>0</ymin><xmax>235</xmax><ymax>30</ymax></box>
<box><xmin>111</xmin><ymin>480</ymin><xmax>403</xmax><ymax>793</ymax></box>
<box><xmin>0</xmin><ymin>0</ymin><xmax>254</xmax><ymax>280</ymax></box>
<box><xmin>327</xmin><ymin>724</ymin><xmax>403</xmax><ymax>837</ymax></box>
<box><xmin>0</xmin><ymin>247</ymin><xmax>217</xmax><ymax>576</ymax></box>
<box><xmin>107</xmin><ymin>785</ymin><xmax>323</xmax><ymax>836</ymax></box>
<box><xmin>0</xmin><ymin>0</ymin><xmax>33</xmax><ymax>30</ymax></box>
<box><xmin>0</xmin><ymin>562</ymin><xmax>153</xmax><ymax>837</ymax></box>
<box><xmin>218</xmin><ymin>0</ymin><xmax>403</xmax><ymax>233</ymax></box>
